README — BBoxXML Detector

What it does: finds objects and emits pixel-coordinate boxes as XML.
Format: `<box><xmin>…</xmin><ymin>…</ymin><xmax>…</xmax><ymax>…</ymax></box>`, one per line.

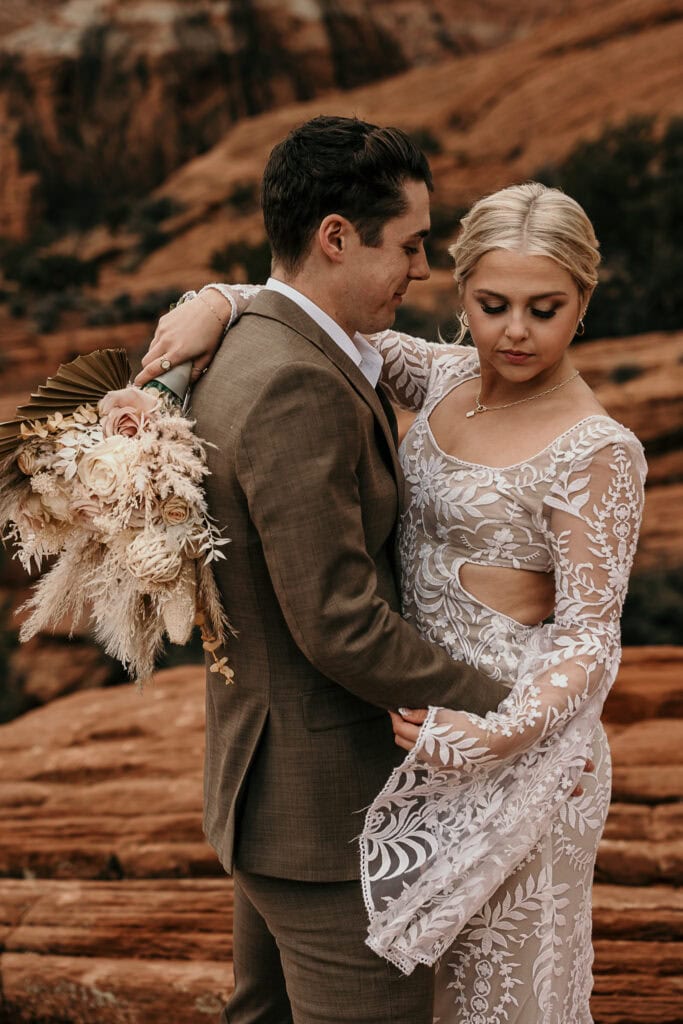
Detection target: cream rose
<box><xmin>161</xmin><ymin>495</ymin><xmax>190</xmax><ymax>526</ymax></box>
<box><xmin>70</xmin><ymin>493</ymin><xmax>106</xmax><ymax>527</ymax></box>
<box><xmin>17</xmin><ymin>491</ymin><xmax>49</xmax><ymax>533</ymax></box>
<box><xmin>126</xmin><ymin>531</ymin><xmax>183</xmax><ymax>584</ymax></box>
<box><xmin>98</xmin><ymin>387</ymin><xmax>158</xmax><ymax>438</ymax></box>
<box><xmin>39</xmin><ymin>486</ymin><xmax>70</xmax><ymax>521</ymax></box>
<box><xmin>77</xmin><ymin>436</ymin><xmax>132</xmax><ymax>501</ymax></box>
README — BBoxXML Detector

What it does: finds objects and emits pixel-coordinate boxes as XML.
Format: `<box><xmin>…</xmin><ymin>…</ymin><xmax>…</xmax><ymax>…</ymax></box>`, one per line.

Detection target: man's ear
<box><xmin>318</xmin><ymin>214</ymin><xmax>352</xmax><ymax>263</ymax></box>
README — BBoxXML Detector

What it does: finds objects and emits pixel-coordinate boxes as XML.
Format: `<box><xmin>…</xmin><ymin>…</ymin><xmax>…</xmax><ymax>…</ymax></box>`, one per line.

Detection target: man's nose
<box><xmin>409</xmin><ymin>248</ymin><xmax>430</xmax><ymax>281</ymax></box>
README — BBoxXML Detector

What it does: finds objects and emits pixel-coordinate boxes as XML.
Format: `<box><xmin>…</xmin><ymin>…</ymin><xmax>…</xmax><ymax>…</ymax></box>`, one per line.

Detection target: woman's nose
<box><xmin>504</xmin><ymin>316</ymin><xmax>529</xmax><ymax>342</ymax></box>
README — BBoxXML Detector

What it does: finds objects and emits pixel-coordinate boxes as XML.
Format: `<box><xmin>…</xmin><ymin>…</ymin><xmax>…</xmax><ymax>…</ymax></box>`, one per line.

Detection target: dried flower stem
<box><xmin>196</xmin><ymin>609</ymin><xmax>234</xmax><ymax>684</ymax></box>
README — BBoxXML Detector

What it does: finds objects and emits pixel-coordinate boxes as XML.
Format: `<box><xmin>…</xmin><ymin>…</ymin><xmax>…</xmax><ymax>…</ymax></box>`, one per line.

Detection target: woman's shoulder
<box><xmin>422</xmin><ymin>346</ymin><xmax>480</xmax><ymax>411</ymax></box>
<box><xmin>552</xmin><ymin>413</ymin><xmax>647</xmax><ymax>476</ymax></box>
<box><xmin>429</xmin><ymin>343</ymin><xmax>480</xmax><ymax>384</ymax></box>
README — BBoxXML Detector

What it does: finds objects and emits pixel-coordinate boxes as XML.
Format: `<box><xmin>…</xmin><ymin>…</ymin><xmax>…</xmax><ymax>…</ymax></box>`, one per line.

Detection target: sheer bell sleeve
<box><xmin>367</xmin><ymin>330</ymin><xmax>476</xmax><ymax>410</ymax></box>
<box><xmin>360</xmin><ymin>435</ymin><xmax>646</xmax><ymax>975</ymax></box>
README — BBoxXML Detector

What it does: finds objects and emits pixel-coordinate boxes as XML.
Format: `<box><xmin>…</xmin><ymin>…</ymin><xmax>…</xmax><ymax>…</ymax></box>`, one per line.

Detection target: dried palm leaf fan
<box><xmin>0</xmin><ymin>349</ymin><xmax>131</xmax><ymax>460</ymax></box>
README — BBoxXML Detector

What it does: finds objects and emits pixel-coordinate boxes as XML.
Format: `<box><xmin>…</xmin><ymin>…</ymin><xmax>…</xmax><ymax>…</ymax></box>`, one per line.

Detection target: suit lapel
<box><xmin>242</xmin><ymin>290</ymin><xmax>402</xmax><ymax>481</ymax></box>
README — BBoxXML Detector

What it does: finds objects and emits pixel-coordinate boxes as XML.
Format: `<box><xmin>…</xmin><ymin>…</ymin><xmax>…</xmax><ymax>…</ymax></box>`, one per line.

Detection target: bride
<box><xmin>137</xmin><ymin>182</ymin><xmax>646</xmax><ymax>1023</ymax></box>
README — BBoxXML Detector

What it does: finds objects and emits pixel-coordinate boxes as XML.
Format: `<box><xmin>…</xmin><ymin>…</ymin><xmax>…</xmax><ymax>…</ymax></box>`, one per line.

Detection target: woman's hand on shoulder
<box><xmin>134</xmin><ymin>291</ymin><xmax>229</xmax><ymax>387</ymax></box>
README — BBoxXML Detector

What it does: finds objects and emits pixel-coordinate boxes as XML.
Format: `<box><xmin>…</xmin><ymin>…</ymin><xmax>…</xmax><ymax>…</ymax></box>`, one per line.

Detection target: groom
<box><xmin>140</xmin><ymin>116</ymin><xmax>510</xmax><ymax>1023</ymax></box>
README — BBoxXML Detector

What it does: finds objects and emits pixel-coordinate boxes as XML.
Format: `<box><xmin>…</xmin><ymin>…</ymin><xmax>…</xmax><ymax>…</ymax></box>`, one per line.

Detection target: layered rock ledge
<box><xmin>0</xmin><ymin>648</ymin><xmax>681</xmax><ymax>1022</ymax></box>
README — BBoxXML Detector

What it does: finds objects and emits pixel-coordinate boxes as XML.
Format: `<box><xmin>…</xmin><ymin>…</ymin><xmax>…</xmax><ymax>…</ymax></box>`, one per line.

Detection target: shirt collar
<box><xmin>265</xmin><ymin>278</ymin><xmax>382</xmax><ymax>388</ymax></box>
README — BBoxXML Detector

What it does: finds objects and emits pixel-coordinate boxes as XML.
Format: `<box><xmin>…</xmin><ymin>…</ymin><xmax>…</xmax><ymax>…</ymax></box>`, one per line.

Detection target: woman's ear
<box><xmin>318</xmin><ymin>214</ymin><xmax>351</xmax><ymax>263</ymax></box>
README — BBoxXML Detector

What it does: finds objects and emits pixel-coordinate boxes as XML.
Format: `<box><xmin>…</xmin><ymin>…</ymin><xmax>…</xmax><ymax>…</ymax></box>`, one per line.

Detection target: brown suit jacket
<box><xmin>191</xmin><ymin>289</ymin><xmax>508</xmax><ymax>881</ymax></box>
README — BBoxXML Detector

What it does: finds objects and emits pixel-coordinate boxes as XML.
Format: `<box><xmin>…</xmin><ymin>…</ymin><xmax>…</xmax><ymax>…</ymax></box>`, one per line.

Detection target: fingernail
<box><xmin>398</xmin><ymin>707</ymin><xmax>412</xmax><ymax>717</ymax></box>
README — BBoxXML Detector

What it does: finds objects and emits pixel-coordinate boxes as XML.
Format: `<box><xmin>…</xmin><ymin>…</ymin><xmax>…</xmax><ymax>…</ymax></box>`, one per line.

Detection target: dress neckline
<box><xmin>418</xmin><ymin>368</ymin><xmax>619</xmax><ymax>471</ymax></box>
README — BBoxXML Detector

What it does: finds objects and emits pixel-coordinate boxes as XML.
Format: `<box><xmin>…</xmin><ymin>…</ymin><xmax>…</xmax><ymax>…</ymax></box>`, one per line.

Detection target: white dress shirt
<box><xmin>265</xmin><ymin>278</ymin><xmax>383</xmax><ymax>388</ymax></box>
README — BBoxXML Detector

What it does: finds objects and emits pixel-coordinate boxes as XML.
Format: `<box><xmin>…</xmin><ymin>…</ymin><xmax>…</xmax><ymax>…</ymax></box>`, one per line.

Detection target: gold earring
<box><xmin>576</xmin><ymin>318</ymin><xmax>585</xmax><ymax>336</ymax></box>
<box><xmin>460</xmin><ymin>311</ymin><xmax>470</xmax><ymax>329</ymax></box>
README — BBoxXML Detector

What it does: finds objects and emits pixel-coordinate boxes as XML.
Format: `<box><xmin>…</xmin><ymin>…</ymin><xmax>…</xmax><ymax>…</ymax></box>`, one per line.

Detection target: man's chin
<box><xmin>362</xmin><ymin>311</ymin><xmax>396</xmax><ymax>335</ymax></box>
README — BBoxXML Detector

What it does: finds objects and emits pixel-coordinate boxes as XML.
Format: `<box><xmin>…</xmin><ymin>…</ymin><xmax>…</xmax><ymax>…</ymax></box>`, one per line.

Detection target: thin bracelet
<box><xmin>197</xmin><ymin>291</ymin><xmax>230</xmax><ymax>330</ymax></box>
<box><xmin>200</xmin><ymin>284</ymin><xmax>238</xmax><ymax>334</ymax></box>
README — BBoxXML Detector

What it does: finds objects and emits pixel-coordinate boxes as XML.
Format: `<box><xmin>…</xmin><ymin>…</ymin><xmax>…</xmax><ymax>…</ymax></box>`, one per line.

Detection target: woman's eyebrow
<box><xmin>473</xmin><ymin>289</ymin><xmax>569</xmax><ymax>300</ymax></box>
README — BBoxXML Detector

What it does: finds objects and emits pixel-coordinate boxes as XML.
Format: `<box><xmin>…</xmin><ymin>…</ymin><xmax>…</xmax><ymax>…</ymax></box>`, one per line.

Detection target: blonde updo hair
<box><xmin>449</xmin><ymin>182</ymin><xmax>600</xmax><ymax>341</ymax></box>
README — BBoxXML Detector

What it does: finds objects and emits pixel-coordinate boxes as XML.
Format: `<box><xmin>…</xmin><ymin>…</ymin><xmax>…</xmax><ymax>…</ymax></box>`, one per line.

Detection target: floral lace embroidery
<box><xmin>367</xmin><ymin>328</ymin><xmax>477</xmax><ymax>409</ymax></box>
<box><xmin>359</xmin><ymin>338</ymin><xmax>646</xmax><ymax>1023</ymax></box>
<box><xmin>212</xmin><ymin>303</ymin><xmax>647</xmax><ymax>1022</ymax></box>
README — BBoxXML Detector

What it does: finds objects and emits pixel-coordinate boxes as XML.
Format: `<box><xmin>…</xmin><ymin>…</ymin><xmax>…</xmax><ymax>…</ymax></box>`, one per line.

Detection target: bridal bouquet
<box><xmin>0</xmin><ymin>349</ymin><xmax>232</xmax><ymax>685</ymax></box>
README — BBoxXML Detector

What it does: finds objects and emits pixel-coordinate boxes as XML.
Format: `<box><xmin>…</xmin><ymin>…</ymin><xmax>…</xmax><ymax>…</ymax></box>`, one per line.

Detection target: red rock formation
<box><xmin>0</xmin><ymin>0</ymin><xmax>580</xmax><ymax>240</ymax></box>
<box><xmin>117</xmin><ymin>0</ymin><xmax>683</xmax><ymax>297</ymax></box>
<box><xmin>0</xmin><ymin>1</ymin><xmax>680</xmax><ymax>728</ymax></box>
<box><xmin>0</xmin><ymin>651</ymin><xmax>680</xmax><ymax>1022</ymax></box>
<box><xmin>571</xmin><ymin>333</ymin><xmax>683</xmax><ymax>574</ymax></box>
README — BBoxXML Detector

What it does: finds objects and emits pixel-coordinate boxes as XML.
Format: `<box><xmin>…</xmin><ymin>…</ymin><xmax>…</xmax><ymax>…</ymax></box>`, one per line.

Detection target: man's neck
<box><xmin>271</xmin><ymin>271</ymin><xmax>356</xmax><ymax>339</ymax></box>
<box><xmin>267</xmin><ymin>275</ymin><xmax>383</xmax><ymax>386</ymax></box>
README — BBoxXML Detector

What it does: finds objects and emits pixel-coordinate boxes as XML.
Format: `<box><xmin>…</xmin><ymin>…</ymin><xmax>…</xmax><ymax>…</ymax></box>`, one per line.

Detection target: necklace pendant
<box><xmin>465</xmin><ymin>409</ymin><xmax>476</xmax><ymax>418</ymax></box>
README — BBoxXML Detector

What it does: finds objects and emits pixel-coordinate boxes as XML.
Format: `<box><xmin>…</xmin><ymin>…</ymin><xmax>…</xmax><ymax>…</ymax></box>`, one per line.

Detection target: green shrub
<box><xmin>538</xmin><ymin>116</ymin><xmax>683</xmax><ymax>339</ymax></box>
<box><xmin>85</xmin><ymin>288</ymin><xmax>181</xmax><ymax>327</ymax></box>
<box><xmin>137</xmin><ymin>226</ymin><xmax>169</xmax><ymax>256</ymax></box>
<box><xmin>408</xmin><ymin>128</ymin><xmax>443</xmax><ymax>156</ymax></box>
<box><xmin>211</xmin><ymin>239</ymin><xmax>272</xmax><ymax>282</ymax></box>
<box><xmin>32</xmin><ymin>290</ymin><xmax>80</xmax><ymax>333</ymax></box>
<box><xmin>425</xmin><ymin>205</ymin><xmax>467</xmax><ymax>269</ymax></box>
<box><xmin>2</xmin><ymin>250</ymin><xmax>99</xmax><ymax>292</ymax></box>
<box><xmin>609</xmin><ymin>363</ymin><xmax>645</xmax><ymax>384</ymax></box>
<box><xmin>137</xmin><ymin>197</ymin><xmax>183</xmax><ymax>224</ymax></box>
<box><xmin>226</xmin><ymin>181</ymin><xmax>260</xmax><ymax>212</ymax></box>
<box><xmin>620</xmin><ymin>569</ymin><xmax>683</xmax><ymax>646</ymax></box>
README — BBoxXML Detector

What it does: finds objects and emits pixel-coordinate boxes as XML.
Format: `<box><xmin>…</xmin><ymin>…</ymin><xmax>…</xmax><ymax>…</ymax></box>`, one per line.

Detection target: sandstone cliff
<box><xmin>0</xmin><ymin>0</ymin><xmax>681</xmax><ymax>585</ymax></box>
<box><xmin>0</xmin><ymin>3</ymin><xmax>679</xmax><ymax>725</ymax></box>
<box><xmin>0</xmin><ymin>649</ymin><xmax>680</xmax><ymax>1022</ymax></box>
<box><xmin>110</xmin><ymin>0</ymin><xmax>683</xmax><ymax>296</ymax></box>
<box><xmin>0</xmin><ymin>0</ymin><xmax>590</xmax><ymax>240</ymax></box>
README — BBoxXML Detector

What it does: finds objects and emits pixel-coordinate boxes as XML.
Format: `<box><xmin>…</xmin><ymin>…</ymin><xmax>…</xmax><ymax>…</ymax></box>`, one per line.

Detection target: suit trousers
<box><xmin>222</xmin><ymin>869</ymin><xmax>435</xmax><ymax>1024</ymax></box>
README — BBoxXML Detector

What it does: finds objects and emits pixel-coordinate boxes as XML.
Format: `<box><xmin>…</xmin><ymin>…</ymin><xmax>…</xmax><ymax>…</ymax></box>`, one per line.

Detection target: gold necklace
<box><xmin>465</xmin><ymin>370</ymin><xmax>581</xmax><ymax>418</ymax></box>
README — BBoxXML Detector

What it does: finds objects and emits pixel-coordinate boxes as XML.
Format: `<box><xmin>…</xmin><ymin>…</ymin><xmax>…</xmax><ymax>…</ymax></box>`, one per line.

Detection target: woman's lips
<box><xmin>501</xmin><ymin>350</ymin><xmax>533</xmax><ymax>365</ymax></box>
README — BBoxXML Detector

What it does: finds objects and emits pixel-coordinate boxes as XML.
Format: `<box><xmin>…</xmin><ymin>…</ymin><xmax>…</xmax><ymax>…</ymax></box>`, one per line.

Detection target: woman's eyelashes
<box><xmin>479</xmin><ymin>302</ymin><xmax>558</xmax><ymax>320</ymax></box>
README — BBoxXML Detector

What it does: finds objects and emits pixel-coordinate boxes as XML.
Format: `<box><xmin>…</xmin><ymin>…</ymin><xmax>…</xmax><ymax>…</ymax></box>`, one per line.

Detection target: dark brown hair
<box><xmin>261</xmin><ymin>115</ymin><xmax>433</xmax><ymax>273</ymax></box>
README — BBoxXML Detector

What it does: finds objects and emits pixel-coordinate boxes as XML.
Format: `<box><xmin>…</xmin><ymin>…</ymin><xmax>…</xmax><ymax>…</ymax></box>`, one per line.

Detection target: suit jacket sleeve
<box><xmin>236</xmin><ymin>360</ymin><xmax>508</xmax><ymax>716</ymax></box>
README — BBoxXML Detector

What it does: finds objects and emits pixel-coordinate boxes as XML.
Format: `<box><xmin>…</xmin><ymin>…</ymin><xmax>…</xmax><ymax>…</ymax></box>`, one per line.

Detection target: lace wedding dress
<box><xmin>359</xmin><ymin>333</ymin><xmax>647</xmax><ymax>1024</ymax></box>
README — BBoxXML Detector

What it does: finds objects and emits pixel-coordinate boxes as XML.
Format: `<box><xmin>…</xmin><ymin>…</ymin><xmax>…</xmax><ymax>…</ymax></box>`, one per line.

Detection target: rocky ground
<box><xmin>0</xmin><ymin>647</ymin><xmax>680</xmax><ymax>1022</ymax></box>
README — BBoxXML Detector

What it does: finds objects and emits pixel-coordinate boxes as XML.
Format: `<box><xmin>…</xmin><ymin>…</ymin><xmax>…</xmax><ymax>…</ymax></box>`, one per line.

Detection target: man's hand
<box><xmin>390</xmin><ymin>708</ymin><xmax>594</xmax><ymax>795</ymax></box>
<box><xmin>134</xmin><ymin>293</ymin><xmax>228</xmax><ymax>388</ymax></box>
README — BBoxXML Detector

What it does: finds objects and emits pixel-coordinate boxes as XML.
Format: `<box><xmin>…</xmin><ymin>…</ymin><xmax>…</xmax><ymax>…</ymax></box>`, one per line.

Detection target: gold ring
<box><xmin>160</xmin><ymin>355</ymin><xmax>172</xmax><ymax>371</ymax></box>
